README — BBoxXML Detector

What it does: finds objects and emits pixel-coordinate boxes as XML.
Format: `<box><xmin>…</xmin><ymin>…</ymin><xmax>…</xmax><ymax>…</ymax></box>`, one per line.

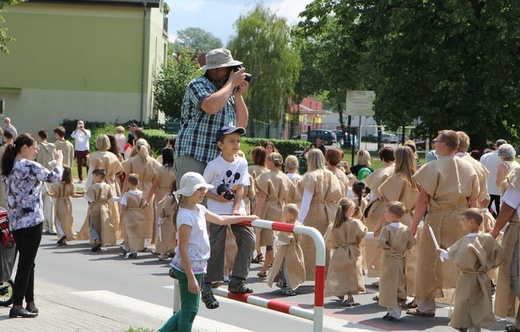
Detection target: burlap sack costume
<box><xmin>413</xmin><ymin>157</ymin><xmax>479</xmax><ymax>300</ymax></box>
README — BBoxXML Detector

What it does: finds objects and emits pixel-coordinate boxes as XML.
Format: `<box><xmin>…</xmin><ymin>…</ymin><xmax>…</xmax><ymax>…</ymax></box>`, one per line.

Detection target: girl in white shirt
<box><xmin>158</xmin><ymin>172</ymin><xmax>257</xmax><ymax>332</ymax></box>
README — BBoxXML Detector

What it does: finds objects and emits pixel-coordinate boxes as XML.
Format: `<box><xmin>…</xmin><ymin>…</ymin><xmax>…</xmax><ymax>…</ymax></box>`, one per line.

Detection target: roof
<box><xmin>27</xmin><ymin>0</ymin><xmax>160</xmax><ymax>8</ymax></box>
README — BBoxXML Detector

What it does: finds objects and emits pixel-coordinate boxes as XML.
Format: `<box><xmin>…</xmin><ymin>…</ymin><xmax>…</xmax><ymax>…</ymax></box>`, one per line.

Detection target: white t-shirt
<box><xmin>480</xmin><ymin>150</ymin><xmax>501</xmax><ymax>195</ymax></box>
<box><xmin>203</xmin><ymin>155</ymin><xmax>250</xmax><ymax>215</ymax></box>
<box><xmin>286</xmin><ymin>172</ymin><xmax>302</xmax><ymax>181</ymax></box>
<box><xmin>71</xmin><ymin>129</ymin><xmax>92</xmax><ymax>151</ymax></box>
<box><xmin>120</xmin><ymin>189</ymin><xmax>142</xmax><ymax>206</ymax></box>
<box><xmin>502</xmin><ymin>185</ymin><xmax>520</xmax><ymax>220</ymax></box>
<box><xmin>170</xmin><ymin>204</ymin><xmax>210</xmax><ymax>274</ymax></box>
<box><xmin>115</xmin><ymin>133</ymin><xmax>127</xmax><ymax>154</ymax></box>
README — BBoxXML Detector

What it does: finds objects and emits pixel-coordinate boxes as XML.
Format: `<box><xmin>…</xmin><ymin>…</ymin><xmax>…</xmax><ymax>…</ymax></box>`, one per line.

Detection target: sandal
<box><xmin>372</xmin><ymin>295</ymin><xmax>379</xmax><ymax>301</ymax></box>
<box><xmin>276</xmin><ymin>280</ymin><xmax>287</xmax><ymax>289</ymax></box>
<box><xmin>228</xmin><ymin>280</ymin><xmax>254</xmax><ymax>294</ymax></box>
<box><xmin>406</xmin><ymin>308</ymin><xmax>435</xmax><ymax>317</ymax></box>
<box><xmin>252</xmin><ymin>254</ymin><xmax>264</xmax><ymax>263</ymax></box>
<box><xmin>281</xmin><ymin>287</ymin><xmax>296</xmax><ymax>296</ymax></box>
<box><xmin>505</xmin><ymin>324</ymin><xmax>520</xmax><ymax>332</ymax></box>
<box><xmin>201</xmin><ymin>291</ymin><xmax>219</xmax><ymax>309</ymax></box>
<box><xmin>257</xmin><ymin>271</ymin><xmax>268</xmax><ymax>278</ymax></box>
<box><xmin>401</xmin><ymin>300</ymin><xmax>418</xmax><ymax>309</ymax></box>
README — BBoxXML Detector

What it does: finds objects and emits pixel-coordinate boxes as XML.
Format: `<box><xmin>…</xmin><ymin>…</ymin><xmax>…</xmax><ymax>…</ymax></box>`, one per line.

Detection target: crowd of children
<box><xmin>15</xmin><ymin>124</ymin><xmax>517</xmax><ymax>331</ymax></box>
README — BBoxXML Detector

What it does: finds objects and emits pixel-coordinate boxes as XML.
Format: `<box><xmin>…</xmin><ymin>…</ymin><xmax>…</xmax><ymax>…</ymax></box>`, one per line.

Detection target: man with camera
<box><xmin>71</xmin><ymin>120</ymin><xmax>91</xmax><ymax>183</ymax></box>
<box><xmin>174</xmin><ymin>48</ymin><xmax>250</xmax><ymax>181</ymax></box>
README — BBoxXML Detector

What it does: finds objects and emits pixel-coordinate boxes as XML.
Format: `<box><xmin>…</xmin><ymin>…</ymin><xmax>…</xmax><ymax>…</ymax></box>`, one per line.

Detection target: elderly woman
<box><xmin>297</xmin><ymin>148</ymin><xmax>344</xmax><ymax>280</ymax></box>
<box><xmin>497</xmin><ymin>143</ymin><xmax>519</xmax><ymax>196</ymax></box>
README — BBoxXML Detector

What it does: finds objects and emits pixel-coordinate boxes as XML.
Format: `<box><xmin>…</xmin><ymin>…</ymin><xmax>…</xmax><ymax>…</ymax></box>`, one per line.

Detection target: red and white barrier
<box><xmin>227</xmin><ymin>219</ymin><xmax>326</xmax><ymax>332</ymax></box>
<box><xmin>172</xmin><ymin>219</ymin><xmax>326</xmax><ymax>332</ymax></box>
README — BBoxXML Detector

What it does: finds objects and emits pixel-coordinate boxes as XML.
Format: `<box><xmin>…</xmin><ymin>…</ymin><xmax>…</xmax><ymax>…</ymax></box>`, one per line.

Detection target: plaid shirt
<box><xmin>175</xmin><ymin>75</ymin><xmax>237</xmax><ymax>164</ymax></box>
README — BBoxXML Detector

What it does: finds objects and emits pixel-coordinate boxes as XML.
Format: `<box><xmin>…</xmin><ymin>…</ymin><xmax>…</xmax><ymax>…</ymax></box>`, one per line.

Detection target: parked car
<box><xmin>381</xmin><ymin>133</ymin><xmax>399</xmax><ymax>143</ymax></box>
<box><xmin>414</xmin><ymin>139</ymin><xmax>426</xmax><ymax>151</ymax></box>
<box><xmin>307</xmin><ymin>129</ymin><xmax>337</xmax><ymax>146</ymax></box>
<box><xmin>334</xmin><ymin>130</ymin><xmax>359</xmax><ymax>148</ymax></box>
<box><xmin>361</xmin><ymin>134</ymin><xmax>378</xmax><ymax>143</ymax></box>
<box><xmin>361</xmin><ymin>133</ymin><xmax>398</xmax><ymax>143</ymax></box>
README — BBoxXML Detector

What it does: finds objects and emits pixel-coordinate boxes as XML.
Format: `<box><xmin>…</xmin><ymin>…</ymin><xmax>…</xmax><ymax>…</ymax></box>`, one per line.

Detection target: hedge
<box><xmin>60</xmin><ymin>120</ymin><xmax>309</xmax><ymax>162</ymax></box>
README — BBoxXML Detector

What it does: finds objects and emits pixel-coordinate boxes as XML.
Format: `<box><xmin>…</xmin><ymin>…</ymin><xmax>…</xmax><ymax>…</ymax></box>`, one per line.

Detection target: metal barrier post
<box><xmin>213</xmin><ymin>219</ymin><xmax>325</xmax><ymax>332</ymax></box>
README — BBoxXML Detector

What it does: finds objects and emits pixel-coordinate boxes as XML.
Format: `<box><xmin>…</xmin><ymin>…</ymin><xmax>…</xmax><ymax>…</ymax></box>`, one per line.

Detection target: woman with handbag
<box><xmin>1</xmin><ymin>134</ymin><xmax>63</xmax><ymax>318</ymax></box>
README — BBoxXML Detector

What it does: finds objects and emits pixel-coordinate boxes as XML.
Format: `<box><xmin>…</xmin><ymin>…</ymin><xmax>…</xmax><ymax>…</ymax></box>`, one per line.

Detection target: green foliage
<box><xmin>240</xmin><ymin>138</ymin><xmax>309</xmax><ymax>162</ymax></box>
<box><xmin>0</xmin><ymin>0</ymin><xmax>23</xmax><ymax>53</ymax></box>
<box><xmin>296</xmin><ymin>0</ymin><xmax>520</xmax><ymax>146</ymax></box>
<box><xmin>172</xmin><ymin>27</ymin><xmax>223</xmax><ymax>53</ymax></box>
<box><xmin>228</xmin><ymin>5</ymin><xmax>302</xmax><ymax>124</ymax></box>
<box><xmin>153</xmin><ymin>48</ymin><xmax>199</xmax><ymax>119</ymax></box>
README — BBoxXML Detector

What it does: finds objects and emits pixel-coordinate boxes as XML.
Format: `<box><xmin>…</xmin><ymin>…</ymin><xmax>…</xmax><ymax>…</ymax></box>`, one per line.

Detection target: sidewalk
<box><xmin>0</xmin><ymin>279</ymin><xmax>250</xmax><ymax>332</ymax></box>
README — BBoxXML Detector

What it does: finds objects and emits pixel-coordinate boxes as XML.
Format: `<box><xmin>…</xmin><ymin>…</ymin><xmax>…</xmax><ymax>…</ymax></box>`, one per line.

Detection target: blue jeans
<box><xmin>158</xmin><ymin>269</ymin><xmax>202</xmax><ymax>332</ymax></box>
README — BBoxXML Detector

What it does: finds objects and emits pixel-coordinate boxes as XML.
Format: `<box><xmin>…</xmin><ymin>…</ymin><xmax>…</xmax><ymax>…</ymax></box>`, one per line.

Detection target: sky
<box><xmin>165</xmin><ymin>0</ymin><xmax>314</xmax><ymax>45</ymax></box>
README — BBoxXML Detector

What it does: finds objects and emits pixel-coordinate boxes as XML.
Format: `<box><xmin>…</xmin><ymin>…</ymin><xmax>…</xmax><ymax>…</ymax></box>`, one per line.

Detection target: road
<box><xmin>1</xmin><ymin>197</ymin><xmax>513</xmax><ymax>331</ymax></box>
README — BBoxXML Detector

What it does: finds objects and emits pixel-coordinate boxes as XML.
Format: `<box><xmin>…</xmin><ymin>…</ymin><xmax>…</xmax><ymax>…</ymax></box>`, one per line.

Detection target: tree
<box><xmin>228</xmin><ymin>5</ymin><xmax>301</xmax><ymax>133</ymax></box>
<box><xmin>173</xmin><ymin>27</ymin><xmax>223</xmax><ymax>53</ymax></box>
<box><xmin>153</xmin><ymin>48</ymin><xmax>199</xmax><ymax>119</ymax></box>
<box><xmin>297</xmin><ymin>0</ymin><xmax>520</xmax><ymax>146</ymax></box>
<box><xmin>0</xmin><ymin>0</ymin><xmax>22</xmax><ymax>53</ymax></box>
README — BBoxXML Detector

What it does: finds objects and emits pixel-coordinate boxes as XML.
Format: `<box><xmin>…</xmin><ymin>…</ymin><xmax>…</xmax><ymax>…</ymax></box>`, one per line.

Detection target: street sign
<box><xmin>346</xmin><ymin>90</ymin><xmax>375</xmax><ymax>116</ymax></box>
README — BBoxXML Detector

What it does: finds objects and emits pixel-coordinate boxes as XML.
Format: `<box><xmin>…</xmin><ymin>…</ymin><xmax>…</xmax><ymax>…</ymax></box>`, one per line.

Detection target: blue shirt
<box><xmin>3</xmin><ymin>159</ymin><xmax>63</xmax><ymax>231</ymax></box>
<box><xmin>175</xmin><ymin>75</ymin><xmax>237</xmax><ymax>164</ymax></box>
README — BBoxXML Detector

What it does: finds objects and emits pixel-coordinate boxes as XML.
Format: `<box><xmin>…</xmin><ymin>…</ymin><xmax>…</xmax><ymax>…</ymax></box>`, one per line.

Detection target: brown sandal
<box><xmin>406</xmin><ymin>308</ymin><xmax>435</xmax><ymax>317</ymax></box>
<box><xmin>251</xmin><ymin>254</ymin><xmax>264</xmax><ymax>263</ymax></box>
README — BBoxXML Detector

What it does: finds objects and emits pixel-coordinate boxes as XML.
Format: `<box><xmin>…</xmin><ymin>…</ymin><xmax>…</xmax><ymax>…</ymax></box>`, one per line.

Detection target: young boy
<box><xmin>85</xmin><ymin>168</ymin><xmax>113</xmax><ymax>251</ymax></box>
<box><xmin>438</xmin><ymin>208</ymin><xmax>504</xmax><ymax>332</ymax></box>
<box><xmin>201</xmin><ymin>125</ymin><xmax>254</xmax><ymax>309</ymax></box>
<box><xmin>376</xmin><ymin>201</ymin><xmax>416</xmax><ymax>322</ymax></box>
<box><xmin>120</xmin><ymin>173</ymin><xmax>146</xmax><ymax>259</ymax></box>
<box><xmin>53</xmin><ymin>126</ymin><xmax>74</xmax><ymax>168</ymax></box>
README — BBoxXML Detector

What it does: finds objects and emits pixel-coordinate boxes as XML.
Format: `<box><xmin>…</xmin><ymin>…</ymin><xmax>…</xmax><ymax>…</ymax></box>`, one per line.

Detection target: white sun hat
<box><xmin>175</xmin><ymin>172</ymin><xmax>214</xmax><ymax>196</ymax></box>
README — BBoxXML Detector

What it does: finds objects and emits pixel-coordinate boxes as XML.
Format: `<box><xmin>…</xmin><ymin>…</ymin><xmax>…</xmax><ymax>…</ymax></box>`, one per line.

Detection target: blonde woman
<box><xmin>375</xmin><ymin>146</ymin><xmax>419</xmax><ymax>303</ymax></box>
<box><xmin>297</xmin><ymin>149</ymin><xmax>344</xmax><ymax>280</ymax></box>
<box><xmin>122</xmin><ymin>139</ymin><xmax>161</xmax><ymax>248</ymax></box>
<box><xmin>78</xmin><ymin>134</ymin><xmax>123</xmax><ymax>245</ymax></box>
<box><xmin>363</xmin><ymin>147</ymin><xmax>395</xmax><ymax>280</ymax></box>
<box><xmin>350</xmin><ymin>149</ymin><xmax>374</xmax><ymax>180</ymax></box>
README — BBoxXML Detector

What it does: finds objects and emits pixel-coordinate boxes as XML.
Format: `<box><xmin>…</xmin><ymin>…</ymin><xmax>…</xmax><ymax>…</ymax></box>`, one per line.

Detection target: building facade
<box><xmin>0</xmin><ymin>0</ymin><xmax>168</xmax><ymax>135</ymax></box>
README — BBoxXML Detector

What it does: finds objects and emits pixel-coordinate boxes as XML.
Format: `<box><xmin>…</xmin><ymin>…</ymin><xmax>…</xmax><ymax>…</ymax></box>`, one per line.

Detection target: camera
<box><xmin>217</xmin><ymin>183</ymin><xmax>235</xmax><ymax>201</ymax></box>
<box><xmin>232</xmin><ymin>65</ymin><xmax>252</xmax><ymax>83</ymax></box>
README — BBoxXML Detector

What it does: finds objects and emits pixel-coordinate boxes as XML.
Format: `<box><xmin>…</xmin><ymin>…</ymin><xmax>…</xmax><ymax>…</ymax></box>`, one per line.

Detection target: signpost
<box><xmin>346</xmin><ymin>90</ymin><xmax>376</xmax><ymax>164</ymax></box>
<box><xmin>346</xmin><ymin>90</ymin><xmax>376</xmax><ymax>116</ymax></box>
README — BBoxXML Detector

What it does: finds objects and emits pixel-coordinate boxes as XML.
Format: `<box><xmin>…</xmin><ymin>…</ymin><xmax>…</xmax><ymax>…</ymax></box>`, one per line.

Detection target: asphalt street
<box><xmin>0</xmin><ymin>194</ymin><xmax>514</xmax><ymax>331</ymax></box>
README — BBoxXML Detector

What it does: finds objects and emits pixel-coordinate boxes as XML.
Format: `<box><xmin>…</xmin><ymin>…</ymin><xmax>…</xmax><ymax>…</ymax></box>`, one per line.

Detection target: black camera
<box><xmin>232</xmin><ymin>65</ymin><xmax>252</xmax><ymax>83</ymax></box>
<box><xmin>217</xmin><ymin>184</ymin><xmax>235</xmax><ymax>201</ymax></box>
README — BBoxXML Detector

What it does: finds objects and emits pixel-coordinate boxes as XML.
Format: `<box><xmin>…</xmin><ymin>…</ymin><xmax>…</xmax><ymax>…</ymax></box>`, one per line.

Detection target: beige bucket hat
<box><xmin>199</xmin><ymin>48</ymin><xmax>243</xmax><ymax>71</ymax></box>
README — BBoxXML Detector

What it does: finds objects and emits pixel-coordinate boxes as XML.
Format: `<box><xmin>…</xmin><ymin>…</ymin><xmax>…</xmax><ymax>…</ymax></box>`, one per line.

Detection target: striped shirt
<box><xmin>175</xmin><ymin>75</ymin><xmax>236</xmax><ymax>164</ymax></box>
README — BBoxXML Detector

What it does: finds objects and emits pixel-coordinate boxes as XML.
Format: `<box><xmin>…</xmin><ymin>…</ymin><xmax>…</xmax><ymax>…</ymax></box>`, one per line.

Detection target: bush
<box><xmin>60</xmin><ymin>120</ymin><xmax>309</xmax><ymax>162</ymax></box>
<box><xmin>241</xmin><ymin>137</ymin><xmax>309</xmax><ymax>161</ymax></box>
